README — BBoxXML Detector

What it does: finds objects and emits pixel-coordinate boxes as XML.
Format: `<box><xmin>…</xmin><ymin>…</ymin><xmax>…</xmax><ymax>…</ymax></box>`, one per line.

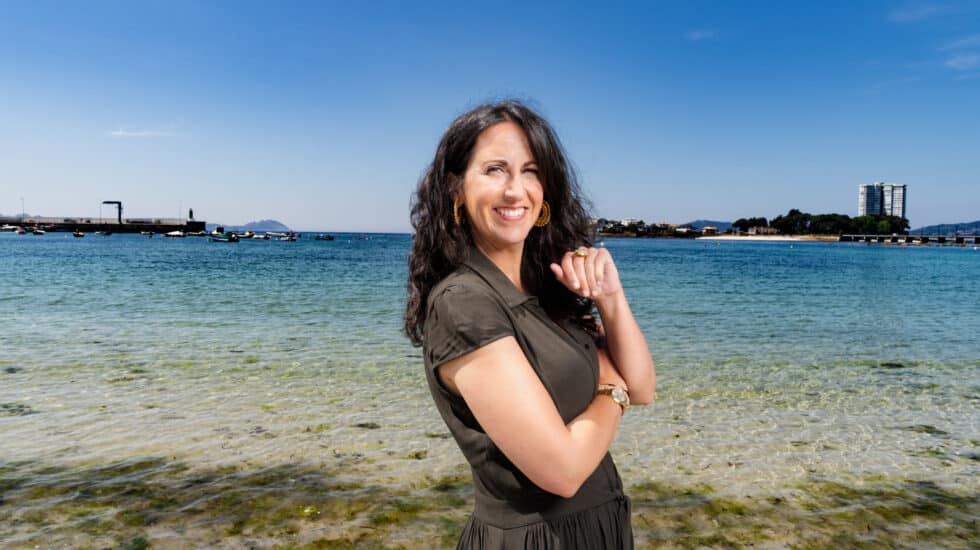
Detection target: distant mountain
<box><xmin>685</xmin><ymin>219</ymin><xmax>732</xmax><ymax>232</ymax></box>
<box><xmin>911</xmin><ymin>220</ymin><xmax>980</xmax><ymax>235</ymax></box>
<box><xmin>206</xmin><ymin>219</ymin><xmax>292</xmax><ymax>232</ymax></box>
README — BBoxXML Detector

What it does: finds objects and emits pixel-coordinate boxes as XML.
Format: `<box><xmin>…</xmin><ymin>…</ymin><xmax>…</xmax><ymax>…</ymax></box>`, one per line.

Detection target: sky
<box><xmin>2</xmin><ymin>1</ymin><xmax>979</xmax><ymax>232</ymax></box>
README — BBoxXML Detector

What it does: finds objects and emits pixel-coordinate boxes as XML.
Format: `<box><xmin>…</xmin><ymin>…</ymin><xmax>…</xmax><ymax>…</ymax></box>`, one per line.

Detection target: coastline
<box><xmin>696</xmin><ymin>234</ymin><xmax>840</xmax><ymax>242</ymax></box>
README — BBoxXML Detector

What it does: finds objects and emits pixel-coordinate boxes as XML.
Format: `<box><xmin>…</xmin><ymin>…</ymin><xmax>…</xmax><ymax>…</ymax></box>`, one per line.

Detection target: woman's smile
<box><xmin>494</xmin><ymin>207</ymin><xmax>528</xmax><ymax>221</ymax></box>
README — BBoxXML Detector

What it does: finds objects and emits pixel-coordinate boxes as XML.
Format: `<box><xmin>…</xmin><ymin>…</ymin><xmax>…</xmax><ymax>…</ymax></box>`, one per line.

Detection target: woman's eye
<box><xmin>486</xmin><ymin>166</ymin><xmax>504</xmax><ymax>174</ymax></box>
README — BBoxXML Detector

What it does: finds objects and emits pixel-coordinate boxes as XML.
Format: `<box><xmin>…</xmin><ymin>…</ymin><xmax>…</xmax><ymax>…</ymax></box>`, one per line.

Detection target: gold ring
<box><xmin>574</xmin><ymin>247</ymin><xmax>589</xmax><ymax>257</ymax></box>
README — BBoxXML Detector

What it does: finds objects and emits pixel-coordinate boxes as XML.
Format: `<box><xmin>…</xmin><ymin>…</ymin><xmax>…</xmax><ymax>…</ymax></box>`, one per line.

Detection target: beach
<box><xmin>696</xmin><ymin>234</ymin><xmax>841</xmax><ymax>242</ymax></box>
<box><xmin>1</xmin><ymin>234</ymin><xmax>977</xmax><ymax>548</ymax></box>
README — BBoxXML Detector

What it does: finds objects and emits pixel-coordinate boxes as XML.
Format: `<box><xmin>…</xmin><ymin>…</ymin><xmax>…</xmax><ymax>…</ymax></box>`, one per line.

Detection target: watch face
<box><xmin>611</xmin><ymin>387</ymin><xmax>628</xmax><ymax>405</ymax></box>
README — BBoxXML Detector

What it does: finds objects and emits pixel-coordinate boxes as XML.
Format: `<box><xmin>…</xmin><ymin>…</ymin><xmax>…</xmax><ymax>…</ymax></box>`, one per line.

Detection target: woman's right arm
<box><xmin>437</xmin><ymin>336</ymin><xmax>624</xmax><ymax>498</ymax></box>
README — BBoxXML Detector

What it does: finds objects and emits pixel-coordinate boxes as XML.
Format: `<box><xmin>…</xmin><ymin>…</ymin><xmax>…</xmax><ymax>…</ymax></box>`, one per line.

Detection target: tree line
<box><xmin>733</xmin><ymin>209</ymin><xmax>910</xmax><ymax>235</ymax></box>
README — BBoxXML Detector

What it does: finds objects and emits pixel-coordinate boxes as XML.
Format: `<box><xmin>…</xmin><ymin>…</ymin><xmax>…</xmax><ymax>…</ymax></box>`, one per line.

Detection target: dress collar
<box><xmin>463</xmin><ymin>244</ymin><xmax>533</xmax><ymax>308</ymax></box>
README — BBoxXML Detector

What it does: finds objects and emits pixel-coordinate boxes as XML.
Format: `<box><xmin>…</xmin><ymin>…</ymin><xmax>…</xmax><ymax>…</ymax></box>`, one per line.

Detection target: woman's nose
<box><xmin>502</xmin><ymin>173</ymin><xmax>525</xmax><ymax>199</ymax></box>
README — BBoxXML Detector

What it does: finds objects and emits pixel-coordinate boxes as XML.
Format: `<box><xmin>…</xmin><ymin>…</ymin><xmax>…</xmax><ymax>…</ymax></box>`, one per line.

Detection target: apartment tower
<box><xmin>858</xmin><ymin>182</ymin><xmax>906</xmax><ymax>218</ymax></box>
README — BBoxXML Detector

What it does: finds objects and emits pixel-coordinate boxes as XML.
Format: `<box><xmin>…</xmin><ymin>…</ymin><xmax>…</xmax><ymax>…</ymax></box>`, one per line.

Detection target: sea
<box><xmin>1</xmin><ymin>232</ymin><xmax>977</xmax><ymax>548</ymax></box>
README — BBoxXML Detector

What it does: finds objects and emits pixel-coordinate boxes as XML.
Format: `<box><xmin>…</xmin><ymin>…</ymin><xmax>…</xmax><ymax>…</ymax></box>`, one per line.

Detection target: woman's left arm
<box><xmin>551</xmin><ymin>247</ymin><xmax>656</xmax><ymax>404</ymax></box>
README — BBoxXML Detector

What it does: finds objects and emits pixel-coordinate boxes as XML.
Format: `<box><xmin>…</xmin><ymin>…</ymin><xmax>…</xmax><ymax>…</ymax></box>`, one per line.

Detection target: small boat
<box><xmin>15</xmin><ymin>227</ymin><xmax>27</xmax><ymax>234</ymax></box>
<box><xmin>95</xmin><ymin>230</ymin><xmax>113</xmax><ymax>236</ymax></box>
<box><xmin>210</xmin><ymin>232</ymin><xmax>240</xmax><ymax>243</ymax></box>
<box><xmin>31</xmin><ymin>229</ymin><xmax>45</xmax><ymax>235</ymax></box>
<box><xmin>251</xmin><ymin>233</ymin><xmax>270</xmax><ymax>240</ymax></box>
<box><xmin>0</xmin><ymin>224</ymin><xmax>19</xmax><ymax>232</ymax></box>
<box><xmin>314</xmin><ymin>234</ymin><xmax>335</xmax><ymax>241</ymax></box>
<box><xmin>165</xmin><ymin>231</ymin><xmax>185</xmax><ymax>238</ymax></box>
<box><xmin>73</xmin><ymin>230</ymin><xmax>85</xmax><ymax>238</ymax></box>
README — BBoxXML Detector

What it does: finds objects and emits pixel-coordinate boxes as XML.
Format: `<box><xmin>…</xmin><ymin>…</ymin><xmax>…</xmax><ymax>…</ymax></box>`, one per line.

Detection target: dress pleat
<box><xmin>456</xmin><ymin>496</ymin><xmax>632</xmax><ymax>550</ymax></box>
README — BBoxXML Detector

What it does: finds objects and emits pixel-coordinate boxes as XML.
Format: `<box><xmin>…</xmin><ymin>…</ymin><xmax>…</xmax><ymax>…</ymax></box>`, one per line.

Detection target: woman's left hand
<box><xmin>549</xmin><ymin>246</ymin><xmax>622</xmax><ymax>302</ymax></box>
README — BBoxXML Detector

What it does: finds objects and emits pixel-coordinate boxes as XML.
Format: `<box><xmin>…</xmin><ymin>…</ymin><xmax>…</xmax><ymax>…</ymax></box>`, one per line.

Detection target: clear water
<box><xmin>1</xmin><ymin>233</ymin><xmax>977</xmax><ymax>504</ymax></box>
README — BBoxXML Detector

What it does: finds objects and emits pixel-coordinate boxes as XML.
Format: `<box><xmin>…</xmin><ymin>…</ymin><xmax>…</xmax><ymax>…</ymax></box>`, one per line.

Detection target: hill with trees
<box><xmin>734</xmin><ymin>209</ymin><xmax>909</xmax><ymax>235</ymax></box>
<box><xmin>910</xmin><ymin>220</ymin><xmax>980</xmax><ymax>235</ymax></box>
<box><xmin>206</xmin><ymin>219</ymin><xmax>292</xmax><ymax>232</ymax></box>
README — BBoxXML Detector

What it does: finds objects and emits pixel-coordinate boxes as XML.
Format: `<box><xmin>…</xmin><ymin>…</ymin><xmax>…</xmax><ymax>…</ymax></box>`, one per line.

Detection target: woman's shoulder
<box><xmin>427</xmin><ymin>265</ymin><xmax>500</xmax><ymax>310</ymax></box>
<box><xmin>422</xmin><ymin>266</ymin><xmax>516</xmax><ymax>364</ymax></box>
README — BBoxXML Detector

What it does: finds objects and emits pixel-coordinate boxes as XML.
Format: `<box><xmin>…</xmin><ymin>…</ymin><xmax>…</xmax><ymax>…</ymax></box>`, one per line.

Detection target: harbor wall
<box><xmin>0</xmin><ymin>216</ymin><xmax>206</xmax><ymax>234</ymax></box>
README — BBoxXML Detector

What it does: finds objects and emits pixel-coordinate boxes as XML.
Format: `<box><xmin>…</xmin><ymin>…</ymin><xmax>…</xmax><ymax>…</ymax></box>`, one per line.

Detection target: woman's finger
<box><xmin>595</xmin><ymin>249</ymin><xmax>607</xmax><ymax>294</ymax></box>
<box><xmin>572</xmin><ymin>251</ymin><xmax>589</xmax><ymax>297</ymax></box>
<box><xmin>584</xmin><ymin>248</ymin><xmax>598</xmax><ymax>297</ymax></box>
<box><xmin>561</xmin><ymin>252</ymin><xmax>579</xmax><ymax>290</ymax></box>
<box><xmin>549</xmin><ymin>262</ymin><xmax>564</xmax><ymax>281</ymax></box>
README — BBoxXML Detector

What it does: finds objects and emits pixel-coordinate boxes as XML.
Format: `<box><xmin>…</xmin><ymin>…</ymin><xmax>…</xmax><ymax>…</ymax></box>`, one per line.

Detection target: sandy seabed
<box><xmin>1</xmin><ymin>449</ymin><xmax>977</xmax><ymax>549</ymax></box>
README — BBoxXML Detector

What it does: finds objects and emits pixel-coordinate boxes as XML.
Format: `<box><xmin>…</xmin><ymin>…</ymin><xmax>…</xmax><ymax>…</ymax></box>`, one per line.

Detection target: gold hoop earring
<box><xmin>534</xmin><ymin>201</ymin><xmax>551</xmax><ymax>227</ymax></box>
<box><xmin>453</xmin><ymin>203</ymin><xmax>462</xmax><ymax>226</ymax></box>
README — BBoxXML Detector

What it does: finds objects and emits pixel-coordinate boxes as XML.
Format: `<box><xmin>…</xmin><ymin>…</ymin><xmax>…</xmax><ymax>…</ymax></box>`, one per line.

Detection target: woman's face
<box><xmin>459</xmin><ymin>122</ymin><xmax>544</xmax><ymax>254</ymax></box>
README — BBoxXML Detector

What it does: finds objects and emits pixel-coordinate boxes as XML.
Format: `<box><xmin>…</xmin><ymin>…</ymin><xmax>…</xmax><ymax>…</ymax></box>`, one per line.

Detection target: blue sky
<box><xmin>2</xmin><ymin>1</ymin><xmax>978</xmax><ymax>231</ymax></box>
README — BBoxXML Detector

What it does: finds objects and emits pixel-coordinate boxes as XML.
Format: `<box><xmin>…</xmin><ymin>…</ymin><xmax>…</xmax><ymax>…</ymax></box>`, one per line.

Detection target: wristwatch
<box><xmin>597</xmin><ymin>384</ymin><xmax>630</xmax><ymax>414</ymax></box>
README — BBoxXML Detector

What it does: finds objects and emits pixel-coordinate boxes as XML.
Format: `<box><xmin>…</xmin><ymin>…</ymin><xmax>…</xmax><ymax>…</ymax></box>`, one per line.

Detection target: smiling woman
<box><xmin>405</xmin><ymin>101</ymin><xmax>655</xmax><ymax>548</ymax></box>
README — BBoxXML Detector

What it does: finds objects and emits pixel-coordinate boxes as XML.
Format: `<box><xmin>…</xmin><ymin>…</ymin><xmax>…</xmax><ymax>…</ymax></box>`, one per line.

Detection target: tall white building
<box><xmin>858</xmin><ymin>182</ymin><xmax>906</xmax><ymax>218</ymax></box>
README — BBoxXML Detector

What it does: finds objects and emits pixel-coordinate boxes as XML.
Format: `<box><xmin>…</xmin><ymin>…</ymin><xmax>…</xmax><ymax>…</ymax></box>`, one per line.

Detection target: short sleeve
<box><xmin>424</xmin><ymin>283</ymin><xmax>515</xmax><ymax>371</ymax></box>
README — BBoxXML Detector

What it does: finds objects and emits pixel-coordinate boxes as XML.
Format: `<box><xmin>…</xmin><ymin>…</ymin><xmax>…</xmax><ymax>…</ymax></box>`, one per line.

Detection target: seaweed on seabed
<box><xmin>0</xmin><ymin>458</ymin><xmax>471</xmax><ymax>548</ymax></box>
<box><xmin>627</xmin><ymin>478</ymin><xmax>978</xmax><ymax>549</ymax></box>
<box><xmin>7</xmin><ymin>457</ymin><xmax>975</xmax><ymax>548</ymax></box>
<box><xmin>0</xmin><ymin>402</ymin><xmax>37</xmax><ymax>416</ymax></box>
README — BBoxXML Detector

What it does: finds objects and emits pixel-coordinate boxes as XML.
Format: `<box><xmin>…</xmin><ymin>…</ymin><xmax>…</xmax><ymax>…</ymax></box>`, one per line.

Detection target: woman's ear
<box><xmin>447</xmin><ymin>173</ymin><xmax>463</xmax><ymax>205</ymax></box>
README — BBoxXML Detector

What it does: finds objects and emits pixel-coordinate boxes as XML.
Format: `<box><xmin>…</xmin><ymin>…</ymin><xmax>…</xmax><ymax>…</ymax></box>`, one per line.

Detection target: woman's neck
<box><xmin>473</xmin><ymin>239</ymin><xmax>526</xmax><ymax>294</ymax></box>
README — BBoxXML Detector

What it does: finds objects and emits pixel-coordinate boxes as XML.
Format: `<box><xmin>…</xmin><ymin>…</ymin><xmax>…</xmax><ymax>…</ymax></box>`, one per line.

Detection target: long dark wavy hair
<box><xmin>405</xmin><ymin>100</ymin><xmax>595</xmax><ymax>346</ymax></box>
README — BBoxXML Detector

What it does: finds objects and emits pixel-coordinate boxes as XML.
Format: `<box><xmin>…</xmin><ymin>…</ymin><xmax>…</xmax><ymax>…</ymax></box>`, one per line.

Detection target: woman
<box><xmin>405</xmin><ymin>100</ymin><xmax>655</xmax><ymax>548</ymax></box>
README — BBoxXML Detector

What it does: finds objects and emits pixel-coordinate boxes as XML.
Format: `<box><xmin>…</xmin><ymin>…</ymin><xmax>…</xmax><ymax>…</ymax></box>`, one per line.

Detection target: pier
<box><xmin>0</xmin><ymin>215</ymin><xmax>205</xmax><ymax>234</ymax></box>
<box><xmin>839</xmin><ymin>234</ymin><xmax>980</xmax><ymax>245</ymax></box>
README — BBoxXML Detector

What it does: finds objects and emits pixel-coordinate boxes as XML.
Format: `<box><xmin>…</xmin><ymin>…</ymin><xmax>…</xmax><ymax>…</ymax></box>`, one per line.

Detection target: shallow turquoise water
<box><xmin>1</xmin><ymin>233</ymin><xmax>977</xmax><ymax>498</ymax></box>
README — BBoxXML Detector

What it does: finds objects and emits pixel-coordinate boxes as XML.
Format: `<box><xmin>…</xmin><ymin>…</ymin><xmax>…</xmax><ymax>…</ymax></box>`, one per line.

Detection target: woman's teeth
<box><xmin>496</xmin><ymin>208</ymin><xmax>525</xmax><ymax>218</ymax></box>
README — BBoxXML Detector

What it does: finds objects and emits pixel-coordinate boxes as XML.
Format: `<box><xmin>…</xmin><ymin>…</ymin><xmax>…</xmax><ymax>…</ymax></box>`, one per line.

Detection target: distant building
<box><xmin>859</xmin><ymin>182</ymin><xmax>906</xmax><ymax>218</ymax></box>
<box><xmin>702</xmin><ymin>226</ymin><xmax>718</xmax><ymax>235</ymax></box>
<box><xmin>748</xmin><ymin>226</ymin><xmax>778</xmax><ymax>235</ymax></box>
<box><xmin>621</xmin><ymin>217</ymin><xmax>644</xmax><ymax>226</ymax></box>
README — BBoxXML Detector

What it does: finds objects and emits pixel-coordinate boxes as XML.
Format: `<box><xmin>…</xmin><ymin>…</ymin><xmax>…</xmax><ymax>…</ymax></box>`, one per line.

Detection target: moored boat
<box><xmin>209</xmin><ymin>232</ymin><xmax>240</xmax><ymax>243</ymax></box>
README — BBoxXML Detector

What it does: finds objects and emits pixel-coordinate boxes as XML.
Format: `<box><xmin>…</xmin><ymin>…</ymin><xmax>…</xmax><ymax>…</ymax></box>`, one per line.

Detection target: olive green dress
<box><xmin>423</xmin><ymin>246</ymin><xmax>633</xmax><ymax>549</ymax></box>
